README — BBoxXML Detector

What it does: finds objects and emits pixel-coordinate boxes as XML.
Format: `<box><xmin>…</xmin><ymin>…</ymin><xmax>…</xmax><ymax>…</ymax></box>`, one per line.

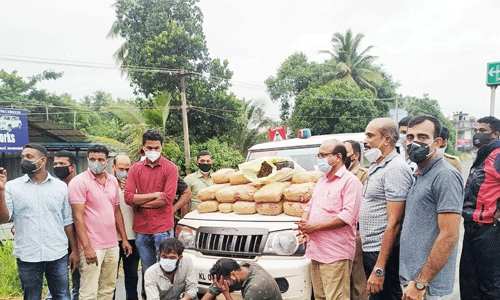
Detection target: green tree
<box><xmin>319</xmin><ymin>29</ymin><xmax>383</xmax><ymax>96</ymax></box>
<box><xmin>265</xmin><ymin>52</ymin><xmax>323</xmax><ymax>120</ymax></box>
<box><xmin>289</xmin><ymin>81</ymin><xmax>378</xmax><ymax>135</ymax></box>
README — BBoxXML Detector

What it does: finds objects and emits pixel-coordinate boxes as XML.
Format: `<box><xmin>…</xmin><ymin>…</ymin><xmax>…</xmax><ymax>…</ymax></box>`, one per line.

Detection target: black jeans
<box><xmin>460</xmin><ymin>221</ymin><xmax>500</xmax><ymax>300</ymax></box>
<box><xmin>362</xmin><ymin>245</ymin><xmax>402</xmax><ymax>300</ymax></box>
<box><xmin>116</xmin><ymin>240</ymin><xmax>140</xmax><ymax>300</ymax></box>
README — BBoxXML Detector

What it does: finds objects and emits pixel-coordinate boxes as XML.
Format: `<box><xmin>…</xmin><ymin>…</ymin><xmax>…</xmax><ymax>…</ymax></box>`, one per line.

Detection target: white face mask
<box><xmin>437</xmin><ymin>148</ymin><xmax>446</xmax><ymax>155</ymax></box>
<box><xmin>159</xmin><ymin>258</ymin><xmax>178</xmax><ymax>273</ymax></box>
<box><xmin>364</xmin><ymin>148</ymin><xmax>382</xmax><ymax>164</ymax></box>
<box><xmin>398</xmin><ymin>134</ymin><xmax>407</xmax><ymax>144</ymax></box>
<box><xmin>317</xmin><ymin>157</ymin><xmax>333</xmax><ymax>173</ymax></box>
<box><xmin>145</xmin><ymin>151</ymin><xmax>161</xmax><ymax>162</ymax></box>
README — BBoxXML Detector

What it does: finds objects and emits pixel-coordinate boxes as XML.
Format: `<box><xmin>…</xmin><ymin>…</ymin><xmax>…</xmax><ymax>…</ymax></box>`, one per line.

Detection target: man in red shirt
<box><xmin>124</xmin><ymin>129</ymin><xmax>179</xmax><ymax>288</ymax></box>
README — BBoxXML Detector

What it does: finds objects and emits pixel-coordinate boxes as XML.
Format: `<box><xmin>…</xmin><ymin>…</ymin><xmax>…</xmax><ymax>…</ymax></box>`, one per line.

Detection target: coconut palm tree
<box><xmin>319</xmin><ymin>29</ymin><xmax>383</xmax><ymax>96</ymax></box>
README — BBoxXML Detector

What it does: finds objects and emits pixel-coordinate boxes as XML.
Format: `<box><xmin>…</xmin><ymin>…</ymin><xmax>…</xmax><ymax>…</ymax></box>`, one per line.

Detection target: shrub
<box><xmin>0</xmin><ymin>238</ymin><xmax>22</xmax><ymax>297</ymax></box>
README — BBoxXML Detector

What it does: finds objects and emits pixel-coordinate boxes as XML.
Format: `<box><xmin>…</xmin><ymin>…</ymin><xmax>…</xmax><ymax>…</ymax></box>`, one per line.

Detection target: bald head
<box><xmin>367</xmin><ymin>118</ymin><xmax>399</xmax><ymax>147</ymax></box>
<box><xmin>114</xmin><ymin>154</ymin><xmax>131</xmax><ymax>166</ymax></box>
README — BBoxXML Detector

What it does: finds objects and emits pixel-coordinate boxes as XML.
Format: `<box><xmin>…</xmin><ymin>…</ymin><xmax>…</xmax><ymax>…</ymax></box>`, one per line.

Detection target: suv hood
<box><xmin>182</xmin><ymin>211</ymin><xmax>300</xmax><ymax>222</ymax></box>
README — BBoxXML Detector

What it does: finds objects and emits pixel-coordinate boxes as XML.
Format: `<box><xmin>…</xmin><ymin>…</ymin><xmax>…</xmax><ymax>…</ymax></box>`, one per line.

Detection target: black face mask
<box><xmin>54</xmin><ymin>166</ymin><xmax>71</xmax><ymax>179</ymax></box>
<box><xmin>344</xmin><ymin>155</ymin><xmax>353</xmax><ymax>169</ymax></box>
<box><xmin>407</xmin><ymin>141</ymin><xmax>433</xmax><ymax>164</ymax></box>
<box><xmin>472</xmin><ymin>132</ymin><xmax>492</xmax><ymax>148</ymax></box>
<box><xmin>21</xmin><ymin>158</ymin><xmax>42</xmax><ymax>174</ymax></box>
<box><xmin>198</xmin><ymin>163</ymin><xmax>212</xmax><ymax>173</ymax></box>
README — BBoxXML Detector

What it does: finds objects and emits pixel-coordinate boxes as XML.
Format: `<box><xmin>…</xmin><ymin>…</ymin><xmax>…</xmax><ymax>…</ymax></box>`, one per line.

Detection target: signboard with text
<box><xmin>0</xmin><ymin>109</ymin><xmax>29</xmax><ymax>152</ymax></box>
<box><xmin>487</xmin><ymin>62</ymin><xmax>500</xmax><ymax>86</ymax></box>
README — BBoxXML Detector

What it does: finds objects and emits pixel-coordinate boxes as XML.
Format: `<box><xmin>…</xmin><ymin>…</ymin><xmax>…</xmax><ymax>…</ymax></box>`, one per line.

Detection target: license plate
<box><xmin>197</xmin><ymin>269</ymin><xmax>212</xmax><ymax>283</ymax></box>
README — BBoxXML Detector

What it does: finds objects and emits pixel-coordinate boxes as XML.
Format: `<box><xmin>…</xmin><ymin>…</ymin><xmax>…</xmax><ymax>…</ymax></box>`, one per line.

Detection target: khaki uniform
<box><xmin>349</xmin><ymin>162</ymin><xmax>368</xmax><ymax>300</ymax></box>
<box><xmin>443</xmin><ymin>153</ymin><xmax>462</xmax><ymax>173</ymax></box>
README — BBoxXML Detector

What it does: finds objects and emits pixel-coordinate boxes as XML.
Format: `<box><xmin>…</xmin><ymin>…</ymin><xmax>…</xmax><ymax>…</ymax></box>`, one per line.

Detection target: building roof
<box><xmin>28</xmin><ymin>119</ymin><xmax>91</xmax><ymax>151</ymax></box>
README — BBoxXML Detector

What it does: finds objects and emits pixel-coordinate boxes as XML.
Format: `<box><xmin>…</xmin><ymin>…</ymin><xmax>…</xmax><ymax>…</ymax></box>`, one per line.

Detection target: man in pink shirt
<box><xmin>69</xmin><ymin>145</ymin><xmax>132</xmax><ymax>300</ymax></box>
<box><xmin>124</xmin><ymin>129</ymin><xmax>179</xmax><ymax>294</ymax></box>
<box><xmin>297</xmin><ymin>139</ymin><xmax>363</xmax><ymax>300</ymax></box>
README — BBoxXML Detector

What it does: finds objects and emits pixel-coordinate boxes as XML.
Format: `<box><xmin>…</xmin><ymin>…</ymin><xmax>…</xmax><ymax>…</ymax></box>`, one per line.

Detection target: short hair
<box><xmin>332</xmin><ymin>144</ymin><xmax>347</xmax><ymax>161</ymax></box>
<box><xmin>159</xmin><ymin>238</ymin><xmax>184</xmax><ymax>256</ymax></box>
<box><xmin>408</xmin><ymin>115</ymin><xmax>442</xmax><ymax>139</ymax></box>
<box><xmin>398</xmin><ymin>116</ymin><xmax>413</xmax><ymax>128</ymax></box>
<box><xmin>197</xmin><ymin>150</ymin><xmax>212</xmax><ymax>160</ymax></box>
<box><xmin>477</xmin><ymin>116</ymin><xmax>500</xmax><ymax>134</ymax></box>
<box><xmin>379</xmin><ymin>121</ymin><xmax>399</xmax><ymax>147</ymax></box>
<box><xmin>439</xmin><ymin>126</ymin><xmax>450</xmax><ymax>141</ymax></box>
<box><xmin>209</xmin><ymin>258</ymin><xmax>241</xmax><ymax>279</ymax></box>
<box><xmin>344</xmin><ymin>140</ymin><xmax>361</xmax><ymax>155</ymax></box>
<box><xmin>24</xmin><ymin>144</ymin><xmax>48</xmax><ymax>158</ymax></box>
<box><xmin>87</xmin><ymin>144</ymin><xmax>109</xmax><ymax>158</ymax></box>
<box><xmin>55</xmin><ymin>150</ymin><xmax>77</xmax><ymax>165</ymax></box>
<box><xmin>142</xmin><ymin>129</ymin><xmax>164</xmax><ymax>145</ymax></box>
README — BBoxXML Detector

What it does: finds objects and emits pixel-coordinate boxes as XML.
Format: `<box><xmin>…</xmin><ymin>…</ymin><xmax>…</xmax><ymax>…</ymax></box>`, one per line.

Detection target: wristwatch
<box><xmin>414</xmin><ymin>280</ymin><xmax>427</xmax><ymax>291</ymax></box>
<box><xmin>373</xmin><ymin>267</ymin><xmax>385</xmax><ymax>277</ymax></box>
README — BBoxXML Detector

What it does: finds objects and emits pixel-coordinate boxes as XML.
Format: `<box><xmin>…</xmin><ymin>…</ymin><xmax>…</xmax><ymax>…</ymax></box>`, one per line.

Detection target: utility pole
<box><xmin>45</xmin><ymin>107</ymin><xmax>49</xmax><ymax>121</ymax></box>
<box><xmin>491</xmin><ymin>85</ymin><xmax>497</xmax><ymax>116</ymax></box>
<box><xmin>180</xmin><ymin>68</ymin><xmax>190</xmax><ymax>167</ymax></box>
<box><xmin>73</xmin><ymin>111</ymin><xmax>77</xmax><ymax>129</ymax></box>
<box><xmin>395</xmin><ymin>98</ymin><xmax>399</xmax><ymax>124</ymax></box>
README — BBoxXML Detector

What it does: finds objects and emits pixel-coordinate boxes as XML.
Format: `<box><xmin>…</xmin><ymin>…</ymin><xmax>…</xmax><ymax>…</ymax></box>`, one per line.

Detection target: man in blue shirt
<box><xmin>0</xmin><ymin>144</ymin><xmax>79</xmax><ymax>300</ymax></box>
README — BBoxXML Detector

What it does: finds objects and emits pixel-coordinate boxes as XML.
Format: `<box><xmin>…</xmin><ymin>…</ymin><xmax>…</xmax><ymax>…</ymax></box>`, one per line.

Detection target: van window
<box><xmin>248</xmin><ymin>147</ymin><xmax>320</xmax><ymax>171</ymax></box>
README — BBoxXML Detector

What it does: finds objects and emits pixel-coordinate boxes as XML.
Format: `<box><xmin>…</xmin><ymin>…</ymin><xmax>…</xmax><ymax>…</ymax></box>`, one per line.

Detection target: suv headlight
<box><xmin>263</xmin><ymin>230</ymin><xmax>304</xmax><ymax>256</ymax></box>
<box><xmin>175</xmin><ymin>225</ymin><xmax>197</xmax><ymax>248</ymax></box>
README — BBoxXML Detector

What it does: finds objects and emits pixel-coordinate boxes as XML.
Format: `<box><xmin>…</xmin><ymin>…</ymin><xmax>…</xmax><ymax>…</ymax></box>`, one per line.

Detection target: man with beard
<box><xmin>201</xmin><ymin>258</ymin><xmax>282</xmax><ymax>300</ymax></box>
<box><xmin>184</xmin><ymin>150</ymin><xmax>214</xmax><ymax>212</ymax></box>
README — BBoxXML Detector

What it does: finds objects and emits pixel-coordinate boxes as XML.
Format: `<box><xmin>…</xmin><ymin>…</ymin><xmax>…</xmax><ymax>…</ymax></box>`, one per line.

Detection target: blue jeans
<box><xmin>135</xmin><ymin>229</ymin><xmax>173</xmax><ymax>275</ymax></box>
<box><xmin>17</xmin><ymin>254</ymin><xmax>71</xmax><ymax>300</ymax></box>
<box><xmin>46</xmin><ymin>270</ymin><xmax>80</xmax><ymax>300</ymax></box>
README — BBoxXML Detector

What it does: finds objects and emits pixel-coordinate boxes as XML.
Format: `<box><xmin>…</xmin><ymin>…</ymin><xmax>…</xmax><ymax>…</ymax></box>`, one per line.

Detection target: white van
<box><xmin>176</xmin><ymin>132</ymin><xmax>367</xmax><ymax>299</ymax></box>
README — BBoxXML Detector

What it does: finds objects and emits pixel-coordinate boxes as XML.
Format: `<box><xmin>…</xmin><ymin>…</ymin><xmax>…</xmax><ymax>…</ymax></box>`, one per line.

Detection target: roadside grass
<box><xmin>0</xmin><ymin>238</ymin><xmax>22</xmax><ymax>297</ymax></box>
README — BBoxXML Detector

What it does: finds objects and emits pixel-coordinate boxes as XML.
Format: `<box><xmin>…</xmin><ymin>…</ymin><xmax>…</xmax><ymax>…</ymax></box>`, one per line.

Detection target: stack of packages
<box><xmin>196</xmin><ymin>166</ymin><xmax>323</xmax><ymax>217</ymax></box>
<box><xmin>282</xmin><ymin>171</ymin><xmax>322</xmax><ymax>216</ymax></box>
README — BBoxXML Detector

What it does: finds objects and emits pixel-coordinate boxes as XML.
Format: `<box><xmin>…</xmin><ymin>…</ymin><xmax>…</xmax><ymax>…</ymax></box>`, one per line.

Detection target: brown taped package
<box><xmin>283</xmin><ymin>182</ymin><xmax>316</xmax><ymax>202</ymax></box>
<box><xmin>283</xmin><ymin>201</ymin><xmax>307</xmax><ymax>217</ymax></box>
<box><xmin>233</xmin><ymin>201</ymin><xmax>257</xmax><ymax>214</ymax></box>
<box><xmin>218</xmin><ymin>203</ymin><xmax>233</xmax><ymax>213</ymax></box>
<box><xmin>197</xmin><ymin>201</ymin><xmax>219</xmax><ymax>213</ymax></box>
<box><xmin>197</xmin><ymin>183</ymin><xmax>230</xmax><ymax>201</ymax></box>
<box><xmin>229</xmin><ymin>171</ymin><xmax>251</xmax><ymax>185</ymax></box>
<box><xmin>254</xmin><ymin>182</ymin><xmax>291</xmax><ymax>203</ymax></box>
<box><xmin>212</xmin><ymin>168</ymin><xmax>236</xmax><ymax>184</ymax></box>
<box><xmin>215</xmin><ymin>184</ymin><xmax>261</xmax><ymax>203</ymax></box>
<box><xmin>291</xmin><ymin>171</ymin><xmax>323</xmax><ymax>184</ymax></box>
<box><xmin>256</xmin><ymin>201</ymin><xmax>284</xmax><ymax>216</ymax></box>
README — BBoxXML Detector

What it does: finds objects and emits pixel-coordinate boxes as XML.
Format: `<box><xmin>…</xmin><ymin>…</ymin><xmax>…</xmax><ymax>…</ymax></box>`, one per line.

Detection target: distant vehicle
<box><xmin>0</xmin><ymin>115</ymin><xmax>22</xmax><ymax>132</ymax></box>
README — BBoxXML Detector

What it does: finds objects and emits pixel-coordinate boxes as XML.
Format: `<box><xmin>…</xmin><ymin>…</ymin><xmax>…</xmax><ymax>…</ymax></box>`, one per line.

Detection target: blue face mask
<box><xmin>317</xmin><ymin>157</ymin><xmax>333</xmax><ymax>173</ymax></box>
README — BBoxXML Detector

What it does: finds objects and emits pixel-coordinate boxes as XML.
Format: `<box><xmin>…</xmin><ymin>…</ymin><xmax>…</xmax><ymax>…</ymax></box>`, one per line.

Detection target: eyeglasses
<box><xmin>317</xmin><ymin>152</ymin><xmax>335</xmax><ymax>159</ymax></box>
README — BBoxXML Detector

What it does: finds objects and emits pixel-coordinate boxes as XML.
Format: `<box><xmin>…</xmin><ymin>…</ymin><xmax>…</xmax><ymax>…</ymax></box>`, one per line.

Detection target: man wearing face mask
<box><xmin>360</xmin><ymin>118</ymin><xmax>413</xmax><ymax>300</ymax></box>
<box><xmin>112</xmin><ymin>154</ymin><xmax>141</xmax><ymax>300</ymax></box>
<box><xmin>343</xmin><ymin>140</ymin><xmax>368</xmax><ymax>300</ymax></box>
<box><xmin>296</xmin><ymin>139</ymin><xmax>362</xmax><ymax>299</ymax></box>
<box><xmin>437</xmin><ymin>126</ymin><xmax>462</xmax><ymax>173</ymax></box>
<box><xmin>69</xmin><ymin>145</ymin><xmax>132</xmax><ymax>300</ymax></box>
<box><xmin>0</xmin><ymin>144</ymin><xmax>79</xmax><ymax>300</ymax></box>
<box><xmin>144</xmin><ymin>238</ymin><xmax>197</xmax><ymax>300</ymax></box>
<box><xmin>399</xmin><ymin>115</ymin><xmax>464</xmax><ymax>300</ymax></box>
<box><xmin>201</xmin><ymin>258</ymin><xmax>282</xmax><ymax>300</ymax></box>
<box><xmin>184</xmin><ymin>150</ymin><xmax>213</xmax><ymax>212</ymax></box>
<box><xmin>125</xmin><ymin>129</ymin><xmax>179</xmax><ymax>294</ymax></box>
<box><xmin>398</xmin><ymin>116</ymin><xmax>417</xmax><ymax>172</ymax></box>
<box><xmin>460</xmin><ymin>116</ymin><xmax>500</xmax><ymax>300</ymax></box>
<box><xmin>344</xmin><ymin>140</ymin><xmax>368</xmax><ymax>184</ymax></box>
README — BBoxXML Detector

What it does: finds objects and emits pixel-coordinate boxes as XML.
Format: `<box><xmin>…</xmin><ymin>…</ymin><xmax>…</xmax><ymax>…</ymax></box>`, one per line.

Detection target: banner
<box><xmin>0</xmin><ymin>109</ymin><xmax>29</xmax><ymax>152</ymax></box>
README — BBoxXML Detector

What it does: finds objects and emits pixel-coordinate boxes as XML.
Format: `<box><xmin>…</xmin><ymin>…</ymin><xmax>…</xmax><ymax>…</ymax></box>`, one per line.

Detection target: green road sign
<box><xmin>487</xmin><ymin>62</ymin><xmax>500</xmax><ymax>86</ymax></box>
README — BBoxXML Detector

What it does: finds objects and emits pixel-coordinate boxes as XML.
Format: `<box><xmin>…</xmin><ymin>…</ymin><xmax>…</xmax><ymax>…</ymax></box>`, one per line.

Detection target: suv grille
<box><xmin>196</xmin><ymin>227</ymin><xmax>268</xmax><ymax>259</ymax></box>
